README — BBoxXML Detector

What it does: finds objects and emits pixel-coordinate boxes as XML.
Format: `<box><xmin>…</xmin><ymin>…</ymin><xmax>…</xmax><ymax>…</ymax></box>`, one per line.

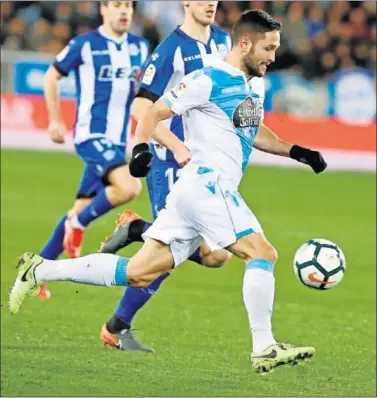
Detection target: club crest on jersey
<box><xmin>233</xmin><ymin>97</ymin><xmax>263</xmax><ymax>128</ymax></box>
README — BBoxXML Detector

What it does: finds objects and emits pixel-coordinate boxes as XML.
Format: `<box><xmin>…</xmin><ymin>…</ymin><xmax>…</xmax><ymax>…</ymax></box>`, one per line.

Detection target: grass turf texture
<box><xmin>1</xmin><ymin>149</ymin><xmax>376</xmax><ymax>397</ymax></box>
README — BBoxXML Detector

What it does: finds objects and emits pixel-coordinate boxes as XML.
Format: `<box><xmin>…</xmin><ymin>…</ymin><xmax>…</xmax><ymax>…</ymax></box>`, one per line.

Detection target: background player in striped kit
<box><xmin>99</xmin><ymin>1</ymin><xmax>236</xmax><ymax>351</ymax></box>
<box><xmin>37</xmin><ymin>1</ymin><xmax>148</xmax><ymax>298</ymax></box>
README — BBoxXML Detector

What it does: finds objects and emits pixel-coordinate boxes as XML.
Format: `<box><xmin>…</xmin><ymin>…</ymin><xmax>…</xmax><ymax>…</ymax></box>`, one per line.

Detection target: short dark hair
<box><xmin>232</xmin><ymin>10</ymin><xmax>282</xmax><ymax>42</ymax></box>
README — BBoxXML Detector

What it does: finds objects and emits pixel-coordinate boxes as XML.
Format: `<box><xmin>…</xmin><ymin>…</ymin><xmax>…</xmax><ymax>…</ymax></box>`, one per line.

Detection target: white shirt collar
<box><xmin>205</xmin><ymin>55</ymin><xmax>246</xmax><ymax>80</ymax></box>
<box><xmin>98</xmin><ymin>25</ymin><xmax>128</xmax><ymax>44</ymax></box>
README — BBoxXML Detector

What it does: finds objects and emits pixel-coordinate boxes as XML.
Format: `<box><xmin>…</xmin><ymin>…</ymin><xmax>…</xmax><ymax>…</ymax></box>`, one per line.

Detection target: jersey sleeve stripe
<box><xmin>135</xmin><ymin>88</ymin><xmax>160</xmax><ymax>103</ymax></box>
<box><xmin>53</xmin><ymin>62</ymin><xmax>69</xmax><ymax>77</ymax></box>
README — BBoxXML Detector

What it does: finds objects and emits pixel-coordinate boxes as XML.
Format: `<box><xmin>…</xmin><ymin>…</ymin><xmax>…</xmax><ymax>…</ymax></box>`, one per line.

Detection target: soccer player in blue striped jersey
<box><xmin>99</xmin><ymin>1</ymin><xmax>235</xmax><ymax>351</ymax></box>
<box><xmin>38</xmin><ymin>1</ymin><xmax>148</xmax><ymax>298</ymax></box>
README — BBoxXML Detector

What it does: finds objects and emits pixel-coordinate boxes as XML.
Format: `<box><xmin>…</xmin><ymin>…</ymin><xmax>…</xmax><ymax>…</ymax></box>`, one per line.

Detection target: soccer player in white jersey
<box><xmin>99</xmin><ymin>1</ymin><xmax>234</xmax><ymax>351</ymax></box>
<box><xmin>10</xmin><ymin>10</ymin><xmax>327</xmax><ymax>374</ymax></box>
<box><xmin>37</xmin><ymin>1</ymin><xmax>148</xmax><ymax>298</ymax></box>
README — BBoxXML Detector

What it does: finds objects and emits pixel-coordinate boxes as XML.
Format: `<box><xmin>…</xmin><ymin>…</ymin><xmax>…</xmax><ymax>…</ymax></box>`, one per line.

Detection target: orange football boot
<box><xmin>99</xmin><ymin>210</ymin><xmax>141</xmax><ymax>254</ymax></box>
<box><xmin>35</xmin><ymin>283</ymin><xmax>51</xmax><ymax>299</ymax></box>
<box><xmin>100</xmin><ymin>323</ymin><xmax>153</xmax><ymax>352</ymax></box>
<box><xmin>63</xmin><ymin>217</ymin><xmax>84</xmax><ymax>258</ymax></box>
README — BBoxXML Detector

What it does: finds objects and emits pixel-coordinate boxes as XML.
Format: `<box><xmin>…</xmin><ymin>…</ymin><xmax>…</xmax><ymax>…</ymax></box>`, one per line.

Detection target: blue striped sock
<box><xmin>114</xmin><ymin>257</ymin><xmax>128</xmax><ymax>286</ymax></box>
<box><xmin>40</xmin><ymin>214</ymin><xmax>67</xmax><ymax>259</ymax></box>
<box><xmin>78</xmin><ymin>189</ymin><xmax>114</xmax><ymax>227</ymax></box>
<box><xmin>246</xmin><ymin>258</ymin><xmax>274</xmax><ymax>273</ymax></box>
<box><xmin>115</xmin><ymin>272</ymin><xmax>170</xmax><ymax>325</ymax></box>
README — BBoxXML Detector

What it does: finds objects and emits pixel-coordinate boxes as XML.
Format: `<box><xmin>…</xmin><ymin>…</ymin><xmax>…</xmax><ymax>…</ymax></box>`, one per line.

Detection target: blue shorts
<box><xmin>75</xmin><ymin>138</ymin><xmax>126</xmax><ymax>199</ymax></box>
<box><xmin>147</xmin><ymin>157</ymin><xmax>182</xmax><ymax>220</ymax></box>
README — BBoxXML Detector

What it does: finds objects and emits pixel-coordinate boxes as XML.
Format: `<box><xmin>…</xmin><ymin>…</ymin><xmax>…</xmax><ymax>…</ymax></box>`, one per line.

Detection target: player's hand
<box><xmin>173</xmin><ymin>145</ymin><xmax>192</xmax><ymax>167</ymax></box>
<box><xmin>129</xmin><ymin>143</ymin><xmax>153</xmax><ymax>178</ymax></box>
<box><xmin>48</xmin><ymin>120</ymin><xmax>67</xmax><ymax>144</ymax></box>
<box><xmin>290</xmin><ymin>145</ymin><xmax>327</xmax><ymax>174</ymax></box>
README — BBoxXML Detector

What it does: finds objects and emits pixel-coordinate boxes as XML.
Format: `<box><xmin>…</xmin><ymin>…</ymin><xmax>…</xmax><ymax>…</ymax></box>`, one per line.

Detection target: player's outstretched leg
<box><xmin>9</xmin><ymin>252</ymin><xmax>130</xmax><ymax>314</ymax></box>
<box><xmin>9</xmin><ymin>240</ymin><xmax>174</xmax><ymax>316</ymax></box>
<box><xmin>228</xmin><ymin>232</ymin><xmax>315</xmax><ymax>374</ymax></box>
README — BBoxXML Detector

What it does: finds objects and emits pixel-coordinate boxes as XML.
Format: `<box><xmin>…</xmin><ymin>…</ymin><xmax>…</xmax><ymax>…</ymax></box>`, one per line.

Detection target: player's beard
<box><xmin>244</xmin><ymin>48</ymin><xmax>266</xmax><ymax>78</ymax></box>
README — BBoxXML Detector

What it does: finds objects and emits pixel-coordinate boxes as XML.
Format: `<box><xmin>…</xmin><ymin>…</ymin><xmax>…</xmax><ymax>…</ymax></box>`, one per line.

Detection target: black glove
<box><xmin>129</xmin><ymin>143</ymin><xmax>153</xmax><ymax>178</ymax></box>
<box><xmin>290</xmin><ymin>145</ymin><xmax>327</xmax><ymax>174</ymax></box>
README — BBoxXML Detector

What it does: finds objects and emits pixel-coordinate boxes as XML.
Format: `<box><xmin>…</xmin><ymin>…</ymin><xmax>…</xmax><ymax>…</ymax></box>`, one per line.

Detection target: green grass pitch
<box><xmin>1</xmin><ymin>149</ymin><xmax>376</xmax><ymax>397</ymax></box>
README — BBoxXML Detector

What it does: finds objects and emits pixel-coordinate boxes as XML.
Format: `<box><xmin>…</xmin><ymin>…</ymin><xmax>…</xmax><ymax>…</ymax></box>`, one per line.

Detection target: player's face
<box><xmin>244</xmin><ymin>31</ymin><xmax>280</xmax><ymax>77</ymax></box>
<box><xmin>101</xmin><ymin>1</ymin><xmax>133</xmax><ymax>35</ymax></box>
<box><xmin>184</xmin><ymin>1</ymin><xmax>218</xmax><ymax>26</ymax></box>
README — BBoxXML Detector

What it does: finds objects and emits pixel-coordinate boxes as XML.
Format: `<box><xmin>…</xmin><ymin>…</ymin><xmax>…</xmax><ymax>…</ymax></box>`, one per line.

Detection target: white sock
<box><xmin>34</xmin><ymin>254</ymin><xmax>128</xmax><ymax>287</ymax></box>
<box><xmin>70</xmin><ymin>215</ymin><xmax>85</xmax><ymax>230</ymax></box>
<box><xmin>243</xmin><ymin>259</ymin><xmax>277</xmax><ymax>354</ymax></box>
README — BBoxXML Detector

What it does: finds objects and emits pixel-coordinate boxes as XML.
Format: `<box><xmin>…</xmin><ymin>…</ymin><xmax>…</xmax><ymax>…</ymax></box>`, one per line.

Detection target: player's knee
<box><xmin>262</xmin><ymin>245</ymin><xmax>278</xmax><ymax>265</ymax></box>
<box><xmin>202</xmin><ymin>250</ymin><xmax>231</xmax><ymax>268</ymax></box>
<box><xmin>247</xmin><ymin>242</ymin><xmax>277</xmax><ymax>264</ymax></box>
<box><xmin>128</xmin><ymin>278</ymin><xmax>151</xmax><ymax>288</ymax></box>
<box><xmin>113</xmin><ymin>177</ymin><xmax>141</xmax><ymax>203</ymax></box>
<box><xmin>248</xmin><ymin>243</ymin><xmax>278</xmax><ymax>265</ymax></box>
<box><xmin>126</xmin><ymin>267</ymin><xmax>151</xmax><ymax>288</ymax></box>
<box><xmin>120</xmin><ymin>177</ymin><xmax>142</xmax><ymax>200</ymax></box>
<box><xmin>107</xmin><ymin>165</ymin><xmax>142</xmax><ymax>201</ymax></box>
<box><xmin>238</xmin><ymin>241</ymin><xmax>278</xmax><ymax>264</ymax></box>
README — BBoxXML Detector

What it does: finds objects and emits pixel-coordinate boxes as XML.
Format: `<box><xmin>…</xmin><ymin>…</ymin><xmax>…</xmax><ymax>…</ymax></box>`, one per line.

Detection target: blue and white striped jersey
<box><xmin>137</xmin><ymin>25</ymin><xmax>231</xmax><ymax>162</ymax></box>
<box><xmin>54</xmin><ymin>26</ymin><xmax>149</xmax><ymax>146</ymax></box>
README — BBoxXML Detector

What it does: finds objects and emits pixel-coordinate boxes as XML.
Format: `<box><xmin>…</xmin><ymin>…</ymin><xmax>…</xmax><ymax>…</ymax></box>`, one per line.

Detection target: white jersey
<box><xmin>143</xmin><ymin>59</ymin><xmax>266</xmax><ymax>266</ymax></box>
<box><xmin>162</xmin><ymin>56</ymin><xmax>265</xmax><ymax>187</ymax></box>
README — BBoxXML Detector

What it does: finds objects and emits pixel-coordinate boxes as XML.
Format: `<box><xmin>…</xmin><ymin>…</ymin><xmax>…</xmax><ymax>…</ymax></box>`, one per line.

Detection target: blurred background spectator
<box><xmin>1</xmin><ymin>0</ymin><xmax>376</xmax><ymax>79</ymax></box>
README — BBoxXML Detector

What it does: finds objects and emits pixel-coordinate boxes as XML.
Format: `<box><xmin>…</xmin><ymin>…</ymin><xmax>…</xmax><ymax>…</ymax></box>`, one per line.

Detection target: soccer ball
<box><xmin>293</xmin><ymin>239</ymin><xmax>346</xmax><ymax>290</ymax></box>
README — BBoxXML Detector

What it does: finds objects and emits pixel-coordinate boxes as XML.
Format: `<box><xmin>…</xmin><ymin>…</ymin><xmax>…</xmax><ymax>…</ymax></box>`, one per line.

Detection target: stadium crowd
<box><xmin>1</xmin><ymin>1</ymin><xmax>376</xmax><ymax>79</ymax></box>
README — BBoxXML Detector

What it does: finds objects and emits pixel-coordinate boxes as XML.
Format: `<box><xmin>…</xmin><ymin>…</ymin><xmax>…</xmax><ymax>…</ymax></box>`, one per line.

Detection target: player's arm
<box><xmin>134</xmin><ymin>98</ymin><xmax>176</xmax><ymax>144</ymax></box>
<box><xmin>44</xmin><ymin>66</ymin><xmax>66</xmax><ymax>144</ymax></box>
<box><xmin>132</xmin><ymin>97</ymin><xmax>190</xmax><ymax>166</ymax></box>
<box><xmin>132</xmin><ymin>42</ymin><xmax>191</xmax><ymax>166</ymax></box>
<box><xmin>254</xmin><ymin>122</ymin><xmax>327</xmax><ymax>174</ymax></box>
<box><xmin>253</xmin><ymin>122</ymin><xmax>292</xmax><ymax>156</ymax></box>
<box><xmin>130</xmin><ymin>98</ymin><xmax>191</xmax><ymax>178</ymax></box>
<box><xmin>44</xmin><ymin>39</ymin><xmax>83</xmax><ymax>144</ymax></box>
<box><xmin>129</xmin><ymin>71</ymin><xmax>212</xmax><ymax>178</ymax></box>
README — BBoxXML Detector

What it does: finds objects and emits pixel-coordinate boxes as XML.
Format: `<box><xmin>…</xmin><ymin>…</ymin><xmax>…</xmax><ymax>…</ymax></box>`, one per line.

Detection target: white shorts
<box><xmin>143</xmin><ymin>167</ymin><xmax>263</xmax><ymax>267</ymax></box>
